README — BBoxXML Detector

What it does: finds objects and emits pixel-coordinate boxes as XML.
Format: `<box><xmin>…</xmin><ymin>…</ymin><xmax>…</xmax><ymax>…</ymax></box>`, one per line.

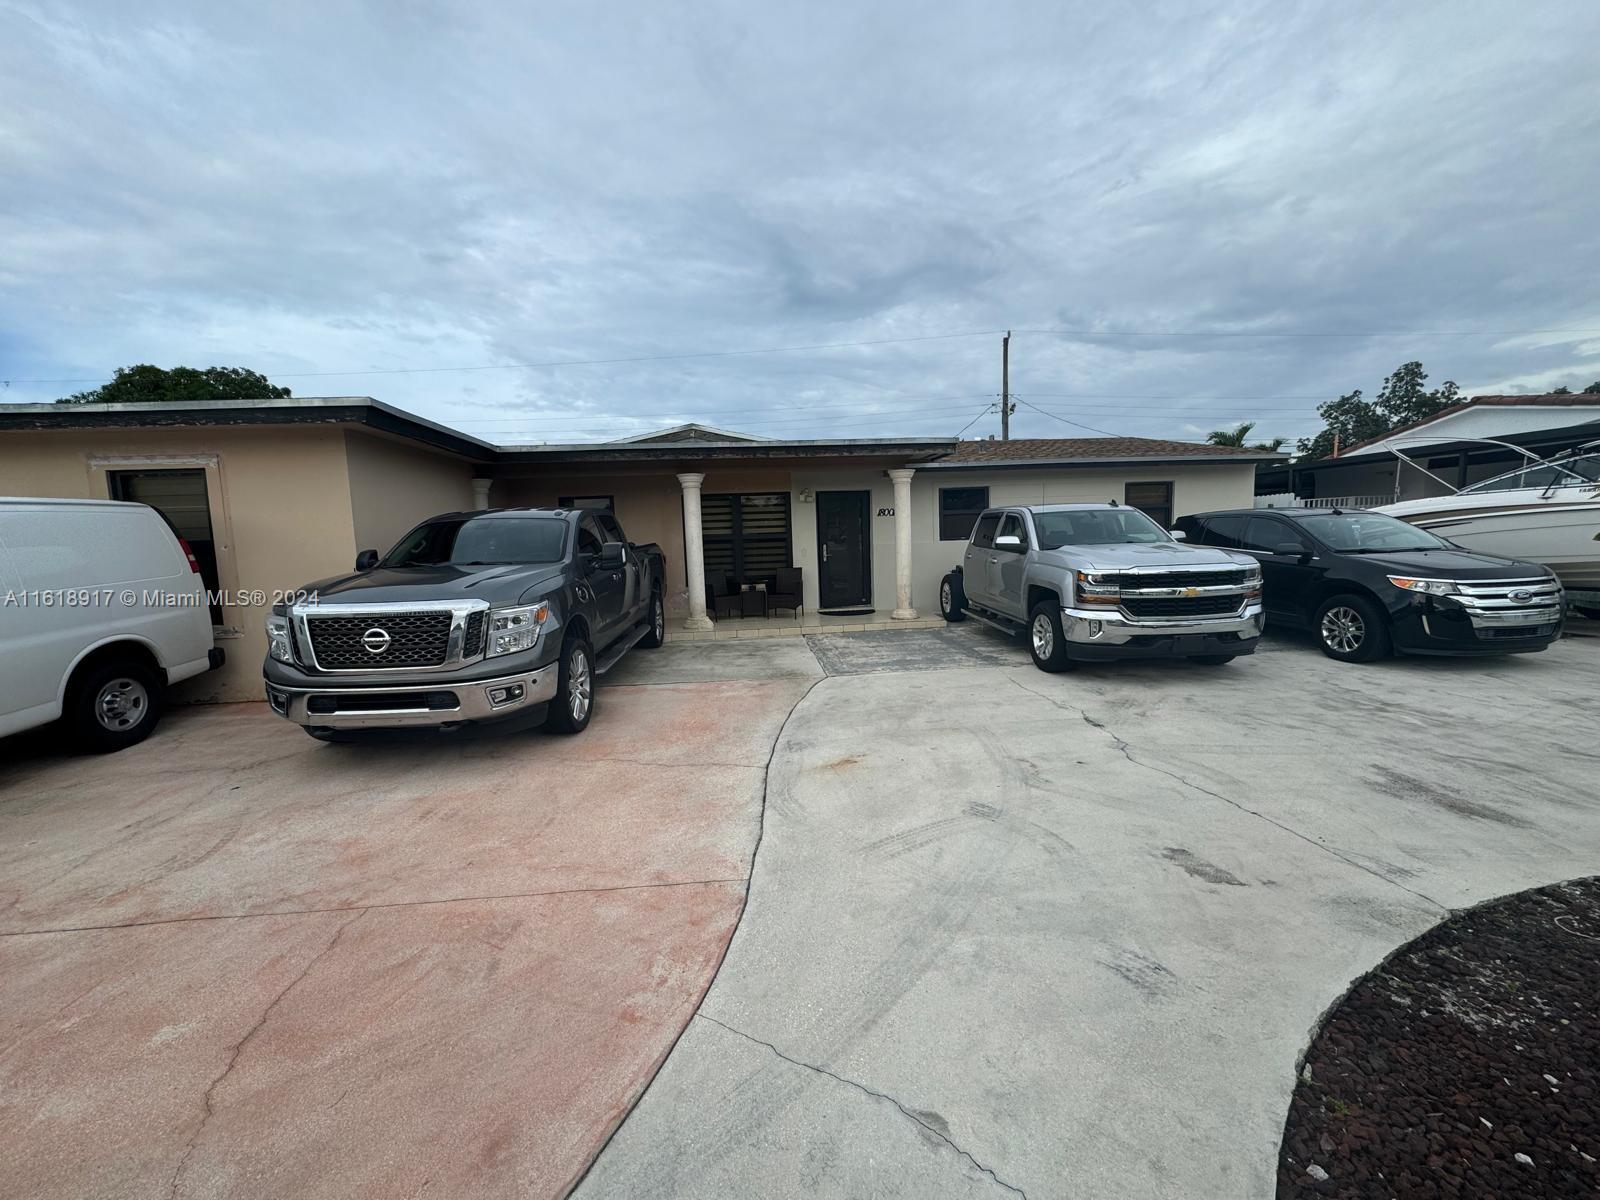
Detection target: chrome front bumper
<box><xmin>265</xmin><ymin>666</ymin><xmax>558</xmax><ymax>729</ymax></box>
<box><xmin>1060</xmin><ymin>602</ymin><xmax>1266</xmax><ymax>646</ymax></box>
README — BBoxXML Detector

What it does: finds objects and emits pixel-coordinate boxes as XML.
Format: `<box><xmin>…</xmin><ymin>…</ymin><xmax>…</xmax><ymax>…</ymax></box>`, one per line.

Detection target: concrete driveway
<box><xmin>0</xmin><ymin>640</ymin><xmax>823</xmax><ymax>1200</ymax></box>
<box><xmin>577</xmin><ymin>627</ymin><xmax>1600</xmax><ymax>1199</ymax></box>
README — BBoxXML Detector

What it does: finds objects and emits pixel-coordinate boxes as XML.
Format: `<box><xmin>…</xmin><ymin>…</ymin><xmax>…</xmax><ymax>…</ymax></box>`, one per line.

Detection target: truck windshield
<box><xmin>381</xmin><ymin>516</ymin><xmax>568</xmax><ymax>566</ymax></box>
<box><xmin>1034</xmin><ymin>509</ymin><xmax>1170</xmax><ymax>547</ymax></box>
<box><xmin>1296</xmin><ymin>513</ymin><xmax>1451</xmax><ymax>552</ymax></box>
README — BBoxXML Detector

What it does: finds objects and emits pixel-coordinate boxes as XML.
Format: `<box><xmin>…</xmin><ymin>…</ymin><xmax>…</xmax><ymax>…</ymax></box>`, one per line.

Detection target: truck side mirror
<box><xmin>1168</xmin><ymin>529</ymin><xmax>1187</xmax><ymax>541</ymax></box>
<box><xmin>355</xmin><ymin>549</ymin><xmax>379</xmax><ymax>571</ymax></box>
<box><xmin>1275</xmin><ymin>542</ymin><xmax>1311</xmax><ymax>559</ymax></box>
<box><xmin>993</xmin><ymin>534</ymin><xmax>1023</xmax><ymax>551</ymax></box>
<box><xmin>599</xmin><ymin>542</ymin><xmax>626</xmax><ymax>568</ymax></box>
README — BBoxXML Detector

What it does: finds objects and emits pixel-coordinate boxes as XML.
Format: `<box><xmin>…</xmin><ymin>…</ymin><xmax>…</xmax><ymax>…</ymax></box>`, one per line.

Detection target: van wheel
<box><xmin>68</xmin><ymin>659</ymin><xmax>164</xmax><ymax>753</ymax></box>
<box><xmin>543</xmin><ymin>634</ymin><xmax>594</xmax><ymax>734</ymax></box>
<box><xmin>939</xmin><ymin>574</ymin><xmax>966</xmax><ymax>622</ymax></box>
<box><xmin>638</xmin><ymin>590</ymin><xmax>666</xmax><ymax>648</ymax></box>
<box><xmin>1028</xmin><ymin>602</ymin><xmax>1074</xmax><ymax>673</ymax></box>
<box><xmin>1315</xmin><ymin>594</ymin><xmax>1391</xmax><ymax>663</ymax></box>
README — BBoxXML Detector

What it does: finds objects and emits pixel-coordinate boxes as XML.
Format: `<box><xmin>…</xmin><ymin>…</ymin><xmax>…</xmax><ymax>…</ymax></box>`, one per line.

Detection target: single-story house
<box><xmin>0</xmin><ymin>397</ymin><xmax>1281</xmax><ymax>700</ymax></box>
<box><xmin>1258</xmin><ymin>393</ymin><xmax>1600</xmax><ymax>506</ymax></box>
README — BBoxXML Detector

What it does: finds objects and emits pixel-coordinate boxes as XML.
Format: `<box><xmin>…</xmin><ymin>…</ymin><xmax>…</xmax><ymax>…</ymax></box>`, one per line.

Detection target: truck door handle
<box><xmin>822</xmin><ymin>544</ymin><xmax>830</xmax><ymax>562</ymax></box>
<box><xmin>989</xmin><ymin>556</ymin><xmax>998</xmax><ymax>564</ymax></box>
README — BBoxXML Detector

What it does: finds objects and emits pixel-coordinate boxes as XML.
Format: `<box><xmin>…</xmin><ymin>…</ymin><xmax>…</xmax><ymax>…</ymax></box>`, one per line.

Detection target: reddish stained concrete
<box><xmin>0</xmin><ymin>680</ymin><xmax>802</xmax><ymax>932</ymax></box>
<box><xmin>0</xmin><ymin>674</ymin><xmax>809</xmax><ymax>1198</ymax></box>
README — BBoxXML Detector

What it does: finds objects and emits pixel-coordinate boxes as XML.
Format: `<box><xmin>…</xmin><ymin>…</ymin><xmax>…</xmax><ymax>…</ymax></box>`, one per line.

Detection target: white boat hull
<box><xmin>1376</xmin><ymin>499</ymin><xmax>1600</xmax><ymax>590</ymax></box>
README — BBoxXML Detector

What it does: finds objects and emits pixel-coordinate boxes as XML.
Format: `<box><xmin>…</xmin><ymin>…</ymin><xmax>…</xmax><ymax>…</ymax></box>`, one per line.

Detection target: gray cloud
<box><xmin>3</xmin><ymin>0</ymin><xmax>1599</xmax><ymax>446</ymax></box>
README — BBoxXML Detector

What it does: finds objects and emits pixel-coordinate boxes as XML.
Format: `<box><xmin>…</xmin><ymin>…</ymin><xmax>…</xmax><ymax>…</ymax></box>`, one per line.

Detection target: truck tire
<box><xmin>939</xmin><ymin>574</ymin><xmax>966</xmax><ymax>622</ymax></box>
<box><xmin>638</xmin><ymin>589</ymin><xmax>666</xmax><ymax>649</ymax></box>
<box><xmin>1028</xmin><ymin>601</ymin><xmax>1074</xmax><ymax>673</ymax></box>
<box><xmin>67</xmin><ymin>657</ymin><xmax>164</xmax><ymax>753</ymax></box>
<box><xmin>544</xmin><ymin>633</ymin><xmax>595</xmax><ymax>734</ymax></box>
<box><xmin>1314</xmin><ymin>594</ymin><xmax>1391</xmax><ymax>663</ymax></box>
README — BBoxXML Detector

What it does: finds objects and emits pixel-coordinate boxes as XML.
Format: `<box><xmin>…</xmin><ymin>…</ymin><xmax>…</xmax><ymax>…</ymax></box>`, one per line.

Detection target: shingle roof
<box><xmin>937</xmin><ymin>436</ymin><xmax>1283</xmax><ymax>464</ymax></box>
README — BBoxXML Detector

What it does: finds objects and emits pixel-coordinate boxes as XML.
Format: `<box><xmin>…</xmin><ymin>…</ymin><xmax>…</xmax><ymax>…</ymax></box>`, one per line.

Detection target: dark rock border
<box><xmin>1278</xmin><ymin>877</ymin><xmax>1600</xmax><ymax>1198</ymax></box>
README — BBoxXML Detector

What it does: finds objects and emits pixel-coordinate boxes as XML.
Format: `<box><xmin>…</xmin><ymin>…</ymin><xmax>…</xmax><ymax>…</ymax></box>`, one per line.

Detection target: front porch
<box><xmin>673</xmin><ymin>609</ymin><xmax>947</xmax><ymax>643</ymax></box>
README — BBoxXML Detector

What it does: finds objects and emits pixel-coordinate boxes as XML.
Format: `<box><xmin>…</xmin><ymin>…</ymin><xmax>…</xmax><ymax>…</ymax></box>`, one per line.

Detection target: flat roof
<box><xmin>0</xmin><ymin>397</ymin><xmax>1286</xmax><ymax>469</ymax></box>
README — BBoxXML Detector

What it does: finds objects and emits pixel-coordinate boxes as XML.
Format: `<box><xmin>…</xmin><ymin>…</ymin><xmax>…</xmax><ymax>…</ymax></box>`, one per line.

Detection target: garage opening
<box><xmin>108</xmin><ymin>468</ymin><xmax>223</xmax><ymax>623</ymax></box>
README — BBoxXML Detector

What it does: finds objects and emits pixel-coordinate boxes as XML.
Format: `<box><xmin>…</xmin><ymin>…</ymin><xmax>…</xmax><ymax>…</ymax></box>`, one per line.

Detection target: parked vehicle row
<box><xmin>939</xmin><ymin>502</ymin><xmax>1565</xmax><ymax>670</ymax></box>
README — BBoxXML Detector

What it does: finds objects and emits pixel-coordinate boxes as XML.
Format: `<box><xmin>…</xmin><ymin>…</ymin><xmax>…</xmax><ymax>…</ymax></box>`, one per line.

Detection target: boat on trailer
<box><xmin>1374</xmin><ymin>440</ymin><xmax>1600</xmax><ymax>604</ymax></box>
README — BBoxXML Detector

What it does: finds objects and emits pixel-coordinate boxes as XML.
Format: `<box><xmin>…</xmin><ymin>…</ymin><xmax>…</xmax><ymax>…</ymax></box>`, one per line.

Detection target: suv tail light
<box><xmin>178</xmin><ymin>539</ymin><xmax>202</xmax><ymax>574</ymax></box>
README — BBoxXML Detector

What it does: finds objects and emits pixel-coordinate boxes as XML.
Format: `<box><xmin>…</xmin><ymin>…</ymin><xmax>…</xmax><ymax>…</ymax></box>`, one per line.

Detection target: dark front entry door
<box><xmin>816</xmin><ymin>490</ymin><xmax>872</xmax><ymax>609</ymax></box>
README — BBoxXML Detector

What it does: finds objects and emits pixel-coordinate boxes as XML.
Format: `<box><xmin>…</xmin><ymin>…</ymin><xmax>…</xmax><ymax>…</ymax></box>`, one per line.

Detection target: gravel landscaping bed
<box><xmin>1278</xmin><ymin>877</ymin><xmax>1600</xmax><ymax>1198</ymax></box>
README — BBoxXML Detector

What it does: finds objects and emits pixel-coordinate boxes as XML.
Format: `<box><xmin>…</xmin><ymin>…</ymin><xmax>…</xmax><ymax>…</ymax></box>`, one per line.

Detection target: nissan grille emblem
<box><xmin>362</xmin><ymin>627</ymin><xmax>392</xmax><ymax>654</ymax></box>
<box><xmin>1509</xmin><ymin>589</ymin><xmax>1533</xmax><ymax>604</ymax></box>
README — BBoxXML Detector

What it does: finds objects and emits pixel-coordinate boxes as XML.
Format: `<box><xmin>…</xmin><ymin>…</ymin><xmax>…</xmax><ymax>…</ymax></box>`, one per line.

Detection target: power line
<box><xmin>1011</xmin><ymin>398</ymin><xmax>1125</xmax><ymax>438</ymax></box>
<box><xmin>1</xmin><ymin>330</ymin><xmax>1004</xmax><ymax>386</ymax></box>
<box><xmin>11</xmin><ymin>319</ymin><xmax>1600</xmax><ymax>389</ymax></box>
<box><xmin>956</xmin><ymin>403</ymin><xmax>998</xmax><ymax>438</ymax></box>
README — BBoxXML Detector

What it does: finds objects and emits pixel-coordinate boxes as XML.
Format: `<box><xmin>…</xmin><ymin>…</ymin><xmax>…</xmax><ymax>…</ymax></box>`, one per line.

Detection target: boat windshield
<box><xmin>1297</xmin><ymin>513</ymin><xmax>1453</xmax><ymax>553</ymax></box>
<box><xmin>1459</xmin><ymin>454</ymin><xmax>1600</xmax><ymax>494</ymax></box>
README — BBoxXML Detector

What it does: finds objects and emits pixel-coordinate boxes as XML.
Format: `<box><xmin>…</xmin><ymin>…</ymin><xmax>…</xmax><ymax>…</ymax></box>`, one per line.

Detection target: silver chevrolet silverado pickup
<box><xmin>938</xmin><ymin>503</ymin><xmax>1265</xmax><ymax>671</ymax></box>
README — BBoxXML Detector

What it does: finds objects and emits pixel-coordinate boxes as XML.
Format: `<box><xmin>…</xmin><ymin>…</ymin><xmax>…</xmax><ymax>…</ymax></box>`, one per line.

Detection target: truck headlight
<box><xmin>1387</xmin><ymin>576</ymin><xmax>1460</xmax><ymax>597</ymax></box>
<box><xmin>266</xmin><ymin>614</ymin><xmax>295</xmax><ymax>664</ymax></box>
<box><xmin>1075</xmin><ymin>570</ymin><xmax>1120</xmax><ymax>606</ymax></box>
<box><xmin>487</xmin><ymin>602</ymin><xmax>550</xmax><ymax>657</ymax></box>
<box><xmin>1243</xmin><ymin>564</ymin><xmax>1262</xmax><ymax>599</ymax></box>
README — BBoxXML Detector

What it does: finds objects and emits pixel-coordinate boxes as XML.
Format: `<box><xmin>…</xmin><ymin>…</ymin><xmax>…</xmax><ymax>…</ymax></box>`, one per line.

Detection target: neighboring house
<box><xmin>0</xmin><ymin>399</ymin><xmax>1280</xmax><ymax>700</ymax></box>
<box><xmin>1261</xmin><ymin>394</ymin><xmax>1600</xmax><ymax>506</ymax></box>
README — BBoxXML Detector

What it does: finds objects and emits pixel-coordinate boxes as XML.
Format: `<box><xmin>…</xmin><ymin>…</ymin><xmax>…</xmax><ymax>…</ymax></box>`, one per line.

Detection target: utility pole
<box><xmin>1001</xmin><ymin>330</ymin><xmax>1011</xmax><ymax>441</ymax></box>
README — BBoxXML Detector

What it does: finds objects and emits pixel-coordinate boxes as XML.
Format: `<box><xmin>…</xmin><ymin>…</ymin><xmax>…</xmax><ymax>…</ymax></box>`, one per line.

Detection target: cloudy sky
<box><xmin>3</xmin><ymin>1</ymin><xmax>1599</xmax><ymax>448</ymax></box>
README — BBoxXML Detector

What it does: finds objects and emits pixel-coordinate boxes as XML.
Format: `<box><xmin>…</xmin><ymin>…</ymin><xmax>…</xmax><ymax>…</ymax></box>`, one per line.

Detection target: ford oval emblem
<box><xmin>362</xmin><ymin>627</ymin><xmax>391</xmax><ymax>654</ymax></box>
<box><xmin>1509</xmin><ymin>589</ymin><xmax>1533</xmax><ymax>604</ymax></box>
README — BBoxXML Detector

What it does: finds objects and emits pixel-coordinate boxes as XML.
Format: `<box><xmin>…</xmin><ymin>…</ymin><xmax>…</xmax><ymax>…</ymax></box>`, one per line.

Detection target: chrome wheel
<box><xmin>1321</xmin><ymin>606</ymin><xmax>1365</xmax><ymax>654</ymax></box>
<box><xmin>95</xmin><ymin>677</ymin><xmax>149</xmax><ymax>732</ymax></box>
<box><xmin>940</xmin><ymin>581</ymin><xmax>953</xmax><ymax>613</ymax></box>
<box><xmin>653</xmin><ymin>596</ymin><xmax>664</xmax><ymax>642</ymax></box>
<box><xmin>567</xmin><ymin>647</ymin><xmax>592</xmax><ymax>722</ymax></box>
<box><xmin>1032</xmin><ymin>613</ymin><xmax>1054</xmax><ymax>660</ymax></box>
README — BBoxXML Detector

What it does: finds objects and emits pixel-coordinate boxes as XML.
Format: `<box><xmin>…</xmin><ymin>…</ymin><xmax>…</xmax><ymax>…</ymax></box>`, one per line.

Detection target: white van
<box><xmin>0</xmin><ymin>498</ymin><xmax>222</xmax><ymax>752</ymax></box>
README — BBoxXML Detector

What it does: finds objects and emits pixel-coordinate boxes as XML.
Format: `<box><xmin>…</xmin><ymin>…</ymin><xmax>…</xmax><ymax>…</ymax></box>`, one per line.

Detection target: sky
<box><xmin>3</xmin><ymin>1</ymin><xmax>1599</xmax><ymax>449</ymax></box>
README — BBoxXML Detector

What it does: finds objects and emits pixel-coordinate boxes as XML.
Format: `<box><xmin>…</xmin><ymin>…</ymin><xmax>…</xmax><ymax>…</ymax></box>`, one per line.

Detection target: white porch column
<box><xmin>470</xmin><ymin>477</ymin><xmax>493</xmax><ymax>510</ymax></box>
<box><xmin>677</xmin><ymin>472</ymin><xmax>715</xmax><ymax>630</ymax></box>
<box><xmin>888</xmin><ymin>467</ymin><xmax>918</xmax><ymax>620</ymax></box>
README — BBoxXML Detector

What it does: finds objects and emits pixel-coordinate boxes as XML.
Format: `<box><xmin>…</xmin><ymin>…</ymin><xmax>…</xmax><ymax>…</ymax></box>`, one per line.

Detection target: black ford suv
<box><xmin>263</xmin><ymin>507</ymin><xmax>666</xmax><ymax>738</ymax></box>
<box><xmin>1172</xmin><ymin>508</ymin><xmax>1564</xmax><ymax>662</ymax></box>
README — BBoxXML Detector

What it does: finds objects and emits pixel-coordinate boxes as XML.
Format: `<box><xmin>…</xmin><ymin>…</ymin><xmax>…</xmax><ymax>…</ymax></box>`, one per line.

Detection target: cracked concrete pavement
<box><xmin>0</xmin><ymin>641</ymin><xmax>823</xmax><ymax>1200</ymax></box>
<box><xmin>576</xmin><ymin>626</ymin><xmax>1600</xmax><ymax>1199</ymax></box>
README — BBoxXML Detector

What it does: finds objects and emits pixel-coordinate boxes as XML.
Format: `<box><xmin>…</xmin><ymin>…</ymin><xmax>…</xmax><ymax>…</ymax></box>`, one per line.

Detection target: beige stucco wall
<box><xmin>344</xmin><ymin>430</ymin><xmax>477</xmax><ymax>555</ymax></box>
<box><xmin>0</xmin><ymin>425</ymin><xmax>360</xmax><ymax>701</ymax></box>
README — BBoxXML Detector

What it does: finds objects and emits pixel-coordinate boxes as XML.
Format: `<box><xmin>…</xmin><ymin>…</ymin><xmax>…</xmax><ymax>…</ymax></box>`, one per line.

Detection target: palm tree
<box><xmin>1207</xmin><ymin>422</ymin><xmax>1255</xmax><ymax>447</ymax></box>
<box><xmin>1207</xmin><ymin>422</ymin><xmax>1285</xmax><ymax>452</ymax></box>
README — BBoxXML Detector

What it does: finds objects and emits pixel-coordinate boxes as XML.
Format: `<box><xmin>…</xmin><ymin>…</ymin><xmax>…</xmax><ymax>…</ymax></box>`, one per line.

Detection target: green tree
<box><xmin>1552</xmin><ymin>385</ymin><xmax>1572</xmax><ymax>395</ymax></box>
<box><xmin>57</xmin><ymin>364</ymin><xmax>290</xmax><ymax>405</ymax></box>
<box><xmin>1297</xmin><ymin>362</ymin><xmax>1459</xmax><ymax>459</ymax></box>
<box><xmin>1584</xmin><ymin>381</ymin><xmax>1600</xmax><ymax>394</ymax></box>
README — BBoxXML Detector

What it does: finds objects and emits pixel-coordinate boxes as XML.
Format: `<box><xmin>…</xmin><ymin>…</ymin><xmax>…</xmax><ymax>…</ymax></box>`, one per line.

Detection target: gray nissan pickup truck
<box><xmin>938</xmin><ymin>503</ymin><xmax>1264</xmax><ymax>671</ymax></box>
<box><xmin>263</xmin><ymin>506</ymin><xmax>665</xmax><ymax>739</ymax></box>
